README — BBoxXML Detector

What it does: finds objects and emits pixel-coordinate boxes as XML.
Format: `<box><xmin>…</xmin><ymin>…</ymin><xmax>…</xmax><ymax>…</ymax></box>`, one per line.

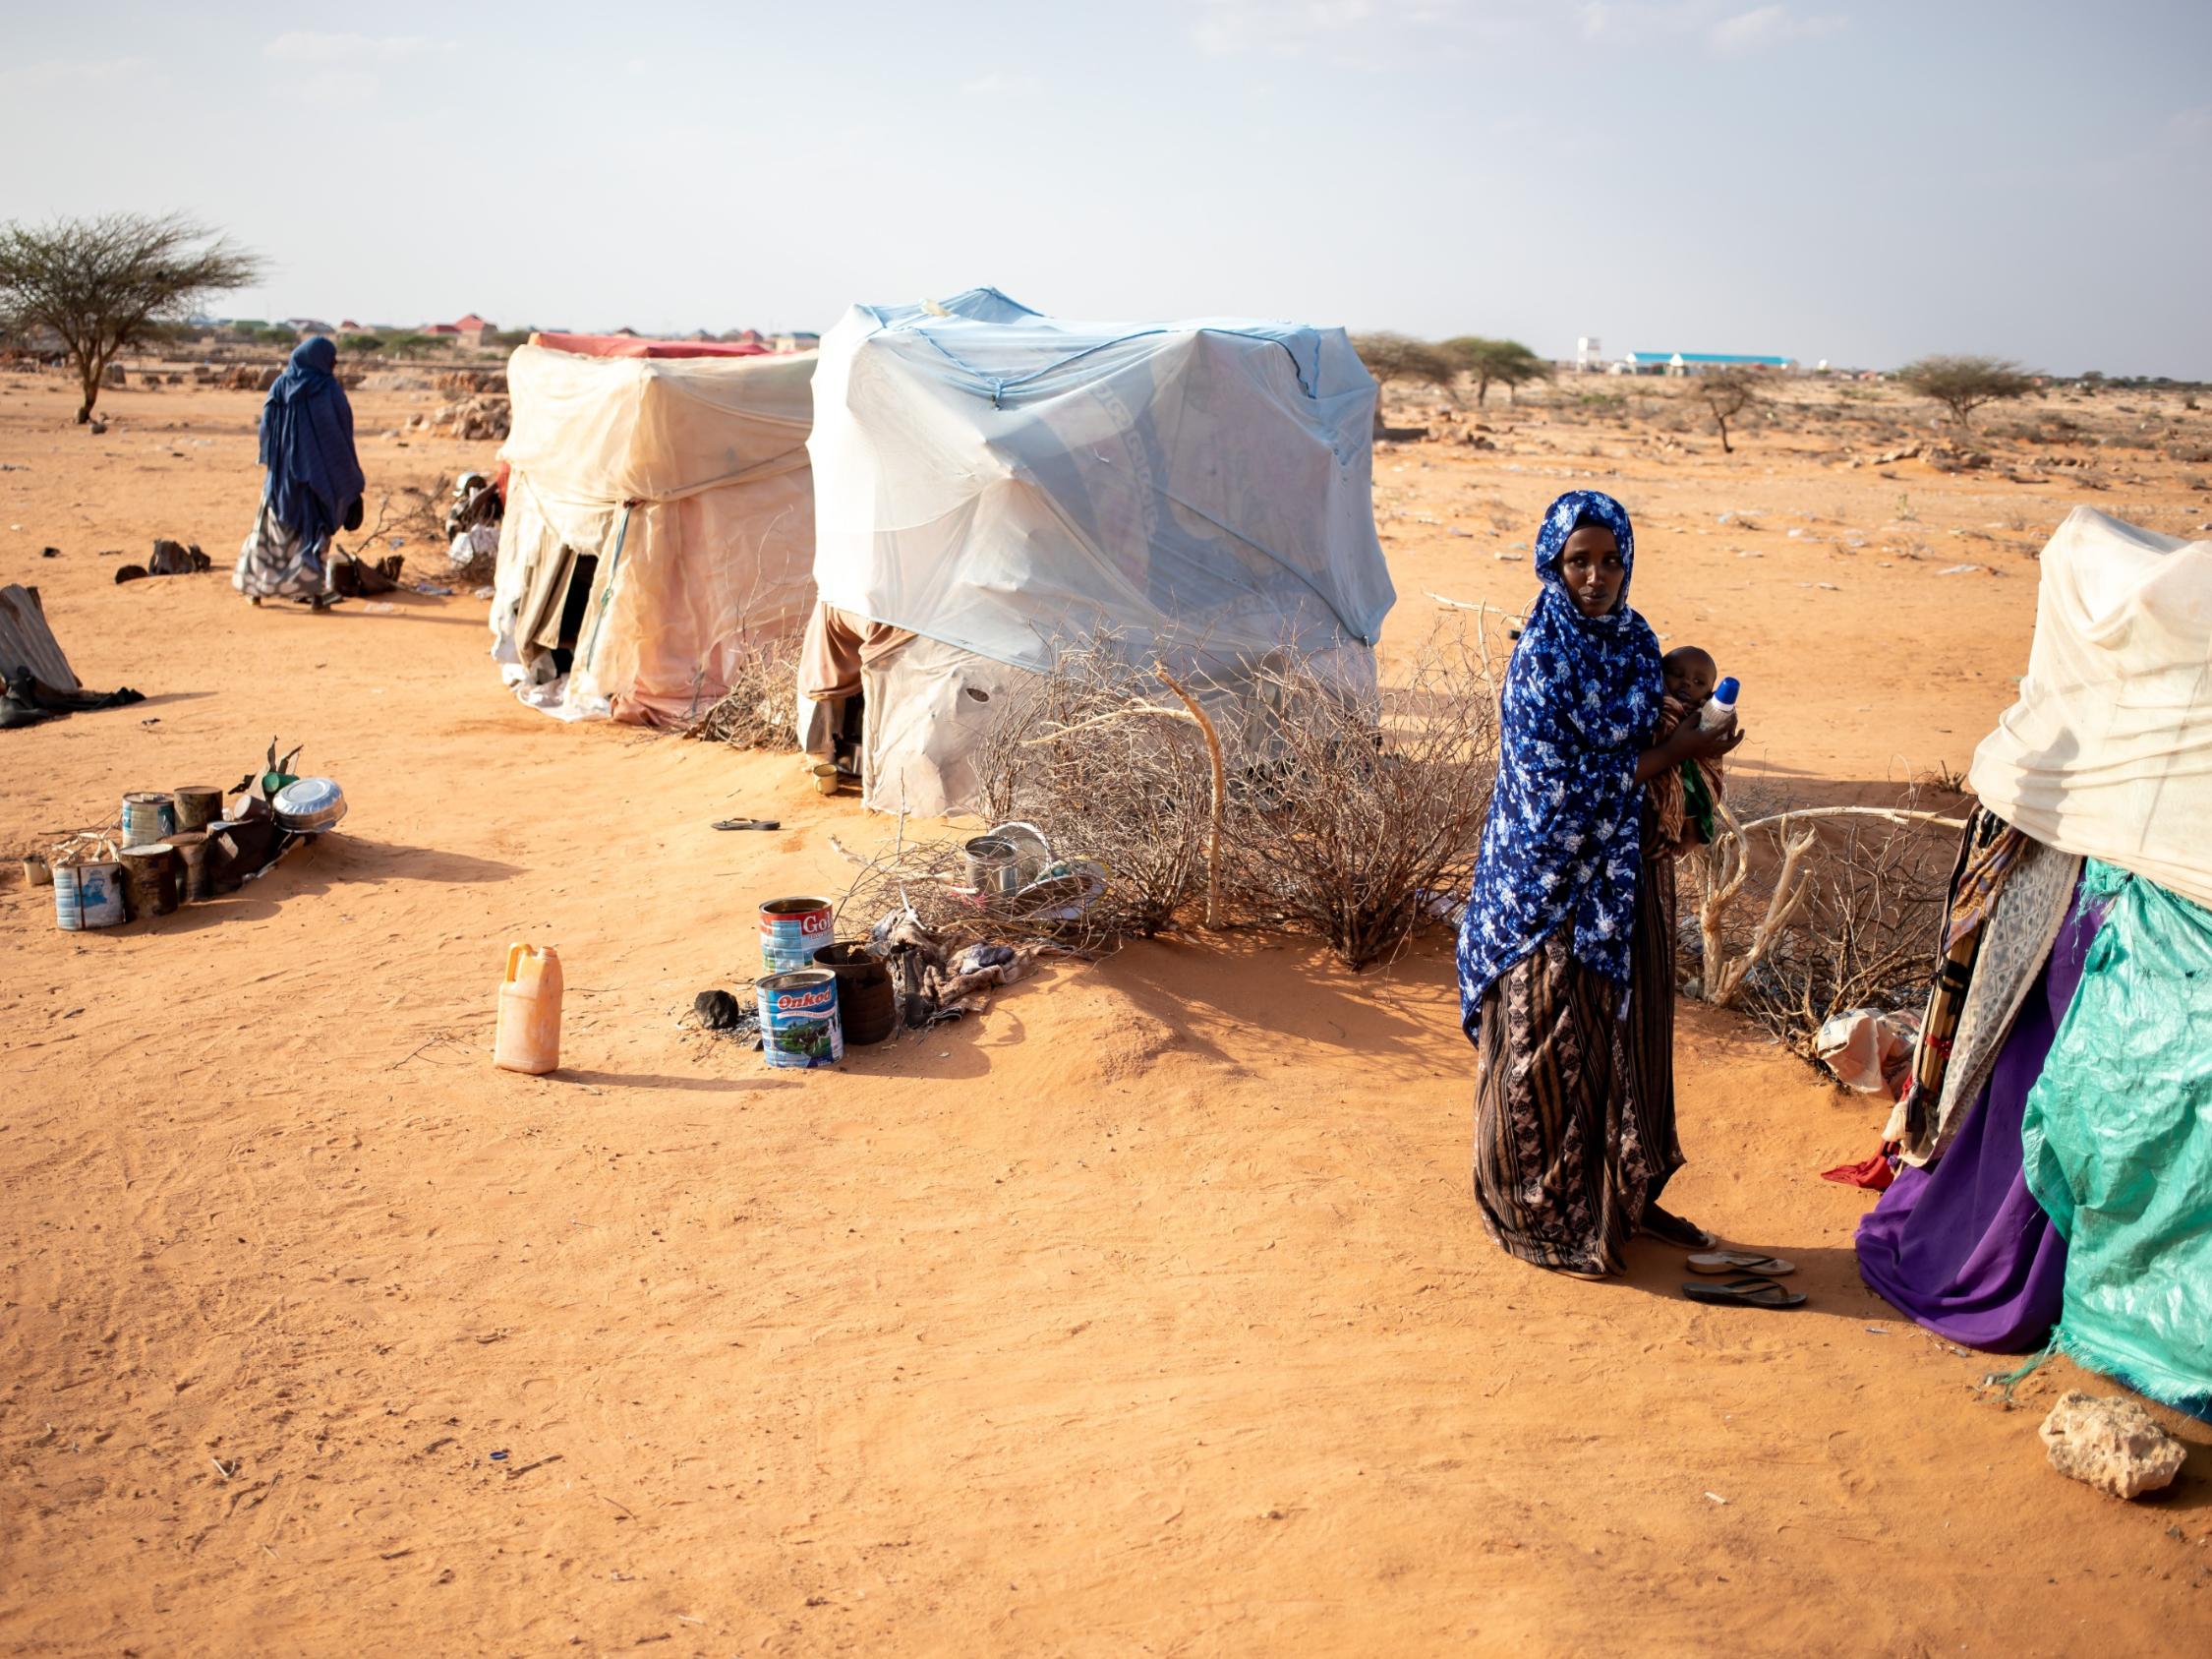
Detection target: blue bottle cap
<box><xmin>1714</xmin><ymin>677</ymin><xmax>1739</xmax><ymax>702</ymax></box>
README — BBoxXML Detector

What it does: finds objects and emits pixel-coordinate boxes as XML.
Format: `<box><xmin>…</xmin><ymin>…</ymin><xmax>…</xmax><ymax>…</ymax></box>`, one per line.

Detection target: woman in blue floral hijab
<box><xmin>1458</xmin><ymin>491</ymin><xmax>1743</xmax><ymax>1276</ymax></box>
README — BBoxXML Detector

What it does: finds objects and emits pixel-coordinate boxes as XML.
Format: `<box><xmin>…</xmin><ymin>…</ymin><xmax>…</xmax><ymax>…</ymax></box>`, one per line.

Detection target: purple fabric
<box><xmin>1855</xmin><ymin>889</ymin><xmax>2105</xmax><ymax>1351</ymax></box>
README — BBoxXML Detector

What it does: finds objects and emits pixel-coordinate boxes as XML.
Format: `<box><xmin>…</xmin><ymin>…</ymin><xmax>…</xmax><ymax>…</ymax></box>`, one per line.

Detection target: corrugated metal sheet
<box><xmin>0</xmin><ymin>584</ymin><xmax>82</xmax><ymax>690</ymax></box>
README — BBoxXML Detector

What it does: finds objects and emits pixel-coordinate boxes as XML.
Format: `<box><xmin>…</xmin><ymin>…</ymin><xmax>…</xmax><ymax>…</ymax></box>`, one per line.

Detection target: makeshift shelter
<box><xmin>802</xmin><ymin>287</ymin><xmax>1394</xmax><ymax>815</ymax></box>
<box><xmin>0</xmin><ymin>584</ymin><xmax>82</xmax><ymax>692</ymax></box>
<box><xmin>1858</xmin><ymin>508</ymin><xmax>2212</xmax><ymax>1417</ymax></box>
<box><xmin>490</xmin><ymin>333</ymin><xmax>815</xmax><ymax>725</ymax></box>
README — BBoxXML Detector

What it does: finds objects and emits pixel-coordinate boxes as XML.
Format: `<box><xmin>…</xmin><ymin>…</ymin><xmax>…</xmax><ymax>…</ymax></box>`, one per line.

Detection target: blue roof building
<box><xmin>1623</xmin><ymin>350</ymin><xmax>1796</xmax><ymax>375</ymax></box>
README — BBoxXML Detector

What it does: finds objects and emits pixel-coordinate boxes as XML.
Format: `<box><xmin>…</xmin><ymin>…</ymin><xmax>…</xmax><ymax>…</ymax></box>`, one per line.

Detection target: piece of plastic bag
<box><xmin>1815</xmin><ymin>1007</ymin><xmax>1921</xmax><ymax>1097</ymax></box>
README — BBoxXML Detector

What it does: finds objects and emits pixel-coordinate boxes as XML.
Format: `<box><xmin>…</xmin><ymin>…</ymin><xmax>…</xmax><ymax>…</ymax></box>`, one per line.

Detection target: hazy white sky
<box><xmin>4</xmin><ymin>1</ymin><xmax>2207</xmax><ymax>375</ymax></box>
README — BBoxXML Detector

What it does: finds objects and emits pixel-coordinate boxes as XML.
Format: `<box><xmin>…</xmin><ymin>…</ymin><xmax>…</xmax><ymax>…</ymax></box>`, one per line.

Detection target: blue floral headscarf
<box><xmin>1457</xmin><ymin>490</ymin><xmax>1663</xmax><ymax>1035</ymax></box>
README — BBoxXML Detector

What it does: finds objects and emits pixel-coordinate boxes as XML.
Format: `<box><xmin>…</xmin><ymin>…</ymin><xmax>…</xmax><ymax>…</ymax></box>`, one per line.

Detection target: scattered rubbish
<box><xmin>1737</xmin><ymin>550</ymin><xmax>1764</xmax><ymax>559</ymax></box>
<box><xmin>865</xmin><ymin>906</ymin><xmax>1048</xmax><ymax>1030</ymax></box>
<box><xmin>120</xmin><ymin>844</ymin><xmax>180</xmax><ymax>917</ymax></box>
<box><xmin>490</xmin><ymin>1451</ymin><xmax>509</xmax><ymax>1462</ymax></box>
<box><xmin>21</xmin><ymin>854</ymin><xmax>51</xmax><ymax>889</ymax></box>
<box><xmin>361</xmin><ymin>601</ymin><xmax>398</xmax><ymax>615</ymax></box>
<box><xmin>173</xmin><ymin>785</ymin><xmax>223</xmax><ymax>831</ymax></box>
<box><xmin>1493</xmin><ymin>550</ymin><xmax>1525</xmax><ymax>562</ymax></box>
<box><xmin>1821</xmin><ymin>1147</ymin><xmax>1895</xmax><ymax>1191</ymax></box>
<box><xmin>963</xmin><ymin>834</ymin><xmax>1020</xmax><ymax>896</ymax></box>
<box><xmin>409</xmin><ymin>582</ymin><xmax>455</xmax><ymax>597</ymax></box>
<box><xmin>147</xmin><ymin>538</ymin><xmax>210</xmax><ymax>575</ymax></box>
<box><xmin>1787</xmin><ymin>528</ymin><xmax>1806</xmax><ymax>539</ymax></box>
<box><xmin>690</xmin><ymin>987</ymin><xmax>763</xmax><ymax>1048</ymax></box>
<box><xmin>494</xmin><ymin>944</ymin><xmax>564</xmax><ymax>1076</ymax></box>
<box><xmin>472</xmin><ymin>584</ymin><xmax>495</xmax><ymax>600</ymax></box>
<box><xmin>757</xmin><ymin>969</ymin><xmax>844</xmax><ymax>1068</ymax></box>
<box><xmin>712</xmin><ymin>817</ymin><xmax>781</xmax><ymax>832</ymax></box>
<box><xmin>760</xmin><ymin>895</ymin><xmax>836</xmax><ymax>975</ymax></box>
<box><xmin>955</xmin><ymin>942</ymin><xmax>1017</xmax><ymax>975</ymax></box>
<box><xmin>53</xmin><ymin>858</ymin><xmax>125</xmax><ymax>929</ymax></box>
<box><xmin>113</xmin><ymin>564</ymin><xmax>149</xmax><ymax>584</ymax></box>
<box><xmin>271</xmin><ymin>778</ymin><xmax>347</xmax><ymax>833</ymax></box>
<box><xmin>694</xmin><ymin>988</ymin><xmax>742</xmax><ymax>1030</ymax></box>
<box><xmin>1936</xmin><ymin>563</ymin><xmax>1989</xmax><ymax>576</ymax></box>
<box><xmin>812</xmin><ymin>941</ymin><xmax>898</xmax><ymax>1045</ymax></box>
<box><xmin>45</xmin><ymin>738</ymin><xmax>343</xmax><ymax>928</ymax></box>
<box><xmin>1815</xmin><ymin>1007</ymin><xmax>1919</xmax><ymax>1096</ymax></box>
<box><xmin>1704</xmin><ymin>1491</ymin><xmax>1728</xmax><ymax>1505</ymax></box>
<box><xmin>121</xmin><ymin>791</ymin><xmax>178</xmax><ymax>847</ymax></box>
<box><xmin>1864</xmin><ymin>1326</ymin><xmax>1891</xmax><ymax>1335</ymax></box>
<box><xmin>1816</xmin><ymin>582</ymin><xmax>1839</xmax><ymax>591</ymax></box>
<box><xmin>2039</xmin><ymin>1392</ymin><xmax>2187</xmax><ymax>1500</ymax></box>
<box><xmin>40</xmin><ymin>546</ymin><xmax>60</xmax><ymax>560</ymax></box>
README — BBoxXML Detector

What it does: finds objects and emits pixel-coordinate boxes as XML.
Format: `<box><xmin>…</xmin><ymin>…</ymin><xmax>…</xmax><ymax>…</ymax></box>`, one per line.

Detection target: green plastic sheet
<box><xmin>2023</xmin><ymin>859</ymin><xmax>2212</xmax><ymax>1413</ymax></box>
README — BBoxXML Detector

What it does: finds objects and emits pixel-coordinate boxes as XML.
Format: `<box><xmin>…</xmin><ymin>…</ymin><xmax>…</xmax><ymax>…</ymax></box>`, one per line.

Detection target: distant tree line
<box><xmin>1350</xmin><ymin>332</ymin><xmax>1552</xmax><ymax>423</ymax></box>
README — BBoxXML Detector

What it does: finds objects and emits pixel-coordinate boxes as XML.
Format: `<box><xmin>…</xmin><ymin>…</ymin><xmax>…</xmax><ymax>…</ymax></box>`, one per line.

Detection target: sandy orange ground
<box><xmin>2</xmin><ymin>370</ymin><xmax>2209</xmax><ymax>1656</ymax></box>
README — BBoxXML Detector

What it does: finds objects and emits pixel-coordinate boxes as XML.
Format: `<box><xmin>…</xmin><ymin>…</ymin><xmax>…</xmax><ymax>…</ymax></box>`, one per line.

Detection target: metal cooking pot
<box><xmin>271</xmin><ymin>777</ymin><xmax>348</xmax><ymax>833</ymax></box>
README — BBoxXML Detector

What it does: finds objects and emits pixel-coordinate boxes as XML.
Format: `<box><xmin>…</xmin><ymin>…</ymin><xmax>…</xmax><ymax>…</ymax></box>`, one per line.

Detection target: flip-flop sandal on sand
<box><xmin>1681</xmin><ymin>1276</ymin><xmax>1806</xmax><ymax>1309</ymax></box>
<box><xmin>1687</xmin><ymin>1251</ymin><xmax>1796</xmax><ymax>1277</ymax></box>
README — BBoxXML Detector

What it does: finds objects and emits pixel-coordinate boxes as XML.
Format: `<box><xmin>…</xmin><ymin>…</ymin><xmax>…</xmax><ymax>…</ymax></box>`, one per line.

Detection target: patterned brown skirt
<box><xmin>1472</xmin><ymin>854</ymin><xmax>1685</xmax><ymax>1274</ymax></box>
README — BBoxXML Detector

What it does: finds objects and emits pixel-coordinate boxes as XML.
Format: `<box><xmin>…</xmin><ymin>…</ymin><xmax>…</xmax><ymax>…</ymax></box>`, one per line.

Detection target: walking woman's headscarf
<box><xmin>259</xmin><ymin>336</ymin><xmax>364</xmax><ymax>551</ymax></box>
<box><xmin>1457</xmin><ymin>490</ymin><xmax>1664</xmax><ymax>1035</ymax></box>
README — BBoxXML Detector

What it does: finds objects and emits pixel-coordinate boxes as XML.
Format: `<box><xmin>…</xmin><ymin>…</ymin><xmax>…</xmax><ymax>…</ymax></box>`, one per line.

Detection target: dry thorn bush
<box><xmin>971</xmin><ymin>637</ymin><xmax>1216</xmax><ymax>939</ymax></box>
<box><xmin>684</xmin><ymin>633</ymin><xmax>803</xmax><ymax>751</ymax></box>
<box><xmin>1225</xmin><ymin>625</ymin><xmax>1503</xmax><ymax>971</ymax></box>
<box><xmin>1687</xmin><ymin>791</ymin><xmax>1955</xmax><ymax>1059</ymax></box>
<box><xmin>854</xmin><ymin>622</ymin><xmax>1507</xmax><ymax>971</ymax></box>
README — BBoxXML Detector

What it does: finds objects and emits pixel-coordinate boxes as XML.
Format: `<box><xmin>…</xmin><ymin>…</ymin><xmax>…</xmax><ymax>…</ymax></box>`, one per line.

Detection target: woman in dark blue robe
<box><xmin>232</xmin><ymin>336</ymin><xmax>366</xmax><ymax>605</ymax></box>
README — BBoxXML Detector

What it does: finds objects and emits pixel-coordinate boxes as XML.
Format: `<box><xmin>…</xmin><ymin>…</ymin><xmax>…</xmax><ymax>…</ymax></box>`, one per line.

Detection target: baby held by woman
<box><xmin>1652</xmin><ymin>645</ymin><xmax>1731</xmax><ymax>853</ymax></box>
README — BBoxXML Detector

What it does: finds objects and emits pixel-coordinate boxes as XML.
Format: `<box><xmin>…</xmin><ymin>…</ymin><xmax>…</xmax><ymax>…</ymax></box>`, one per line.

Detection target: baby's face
<box><xmin>1664</xmin><ymin>654</ymin><xmax>1717</xmax><ymax>705</ymax></box>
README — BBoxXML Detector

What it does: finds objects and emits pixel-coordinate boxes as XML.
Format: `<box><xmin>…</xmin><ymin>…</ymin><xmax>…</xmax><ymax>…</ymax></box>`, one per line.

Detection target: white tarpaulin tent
<box><xmin>490</xmin><ymin>338</ymin><xmax>816</xmax><ymax>725</ymax></box>
<box><xmin>804</xmin><ymin>287</ymin><xmax>1394</xmax><ymax>814</ymax></box>
<box><xmin>1969</xmin><ymin>507</ymin><xmax>2212</xmax><ymax>908</ymax></box>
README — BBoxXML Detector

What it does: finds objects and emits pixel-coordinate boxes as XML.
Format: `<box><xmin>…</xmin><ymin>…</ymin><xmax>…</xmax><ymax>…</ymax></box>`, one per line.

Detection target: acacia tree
<box><xmin>0</xmin><ymin>212</ymin><xmax>264</xmax><ymax>423</ymax></box>
<box><xmin>1351</xmin><ymin>331</ymin><xmax>1457</xmax><ymax>434</ymax></box>
<box><xmin>1895</xmin><ymin>355</ymin><xmax>2036</xmax><ymax>431</ymax></box>
<box><xmin>1444</xmin><ymin>335</ymin><xmax>1551</xmax><ymax>406</ymax></box>
<box><xmin>1695</xmin><ymin>367</ymin><xmax>1763</xmax><ymax>454</ymax></box>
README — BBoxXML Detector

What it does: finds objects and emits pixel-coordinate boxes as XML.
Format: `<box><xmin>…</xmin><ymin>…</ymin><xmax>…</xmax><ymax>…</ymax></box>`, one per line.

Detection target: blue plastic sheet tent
<box><xmin>806</xmin><ymin>288</ymin><xmax>1393</xmax><ymax>813</ymax></box>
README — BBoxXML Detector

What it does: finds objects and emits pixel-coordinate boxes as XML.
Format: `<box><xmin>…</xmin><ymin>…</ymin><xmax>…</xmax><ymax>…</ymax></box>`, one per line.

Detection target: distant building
<box><xmin>283</xmin><ymin>317</ymin><xmax>335</xmax><ymax>335</ymax></box>
<box><xmin>453</xmin><ymin>313</ymin><xmax>495</xmax><ymax>346</ymax></box>
<box><xmin>1577</xmin><ymin>335</ymin><xmax>1604</xmax><ymax>371</ymax></box>
<box><xmin>422</xmin><ymin>323</ymin><xmax>462</xmax><ymax>337</ymax></box>
<box><xmin>774</xmin><ymin>331</ymin><xmax>821</xmax><ymax>354</ymax></box>
<box><xmin>1620</xmin><ymin>351</ymin><xmax>1796</xmax><ymax>377</ymax></box>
